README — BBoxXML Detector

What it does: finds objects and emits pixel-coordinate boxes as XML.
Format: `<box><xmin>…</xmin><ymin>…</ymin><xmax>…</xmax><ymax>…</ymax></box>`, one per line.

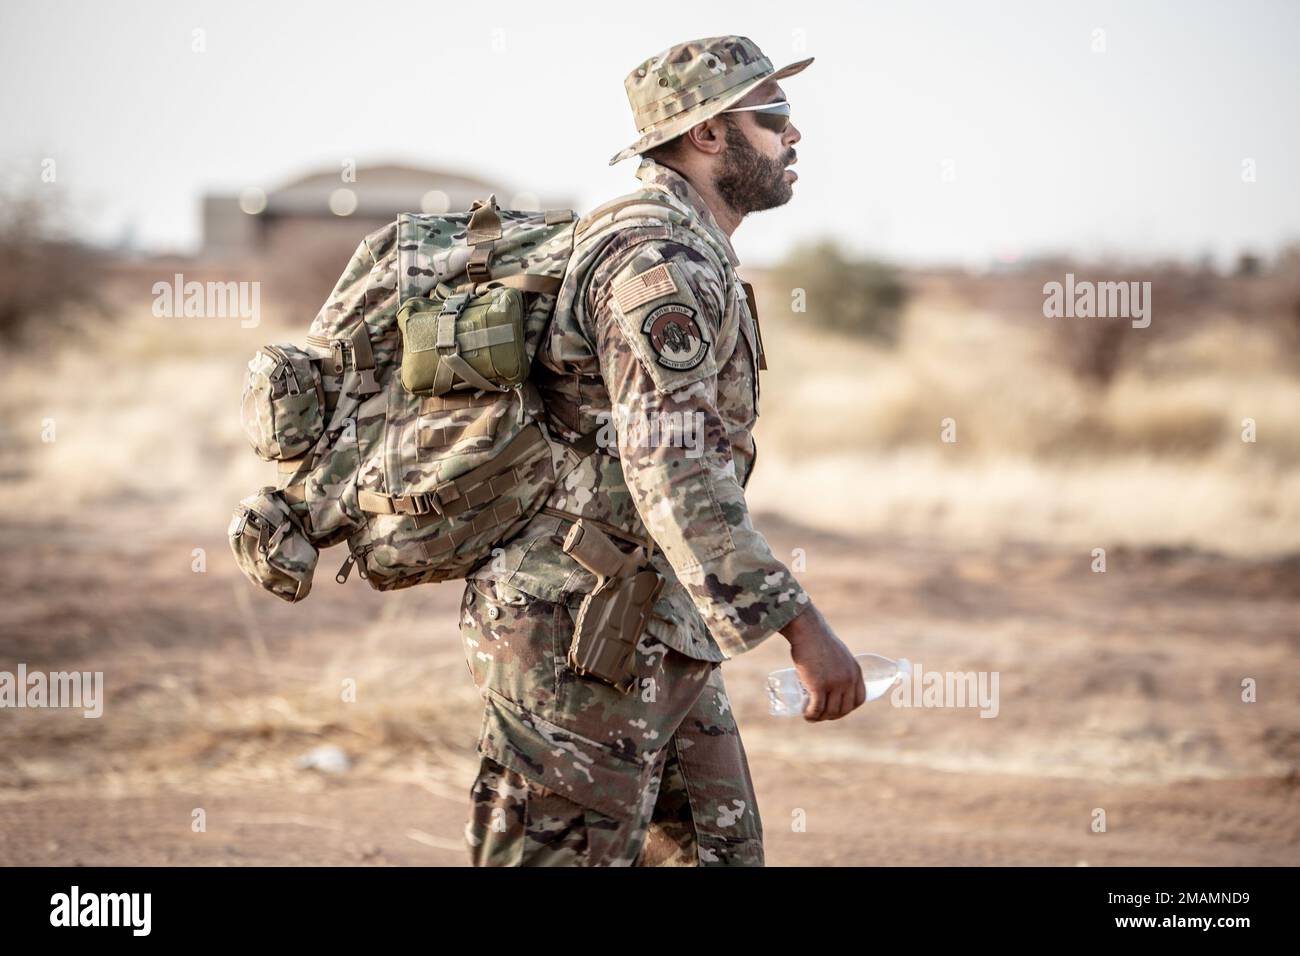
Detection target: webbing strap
<box><xmin>467</xmin><ymin>242</ymin><xmax>493</xmax><ymax>285</ymax></box>
<box><xmin>435</xmin><ymin>352</ymin><xmax>502</xmax><ymax>395</ymax></box>
<box><xmin>356</xmin><ymin>470</ymin><xmax>515</xmax><ymax>519</ymax></box>
<box><xmin>540</xmin><ymin>506</ymin><xmax>655</xmax><ymax>555</ymax></box>
<box><xmin>466</xmin><ymin>196</ymin><xmax>501</xmax><ymax>285</ymax></box>
<box><xmin>454</xmin><ymin>272</ymin><xmax>564</xmax><ymax>297</ymax></box>
<box><xmin>455</xmin><ymin>323</ymin><xmax>515</xmax><ymax>352</ymax></box>
<box><xmin>573</xmin><ymin>196</ymin><xmax>680</xmax><ymax>244</ymax></box>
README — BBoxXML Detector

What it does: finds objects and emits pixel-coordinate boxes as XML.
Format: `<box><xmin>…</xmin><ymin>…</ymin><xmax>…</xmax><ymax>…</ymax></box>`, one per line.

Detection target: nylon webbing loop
<box><xmin>417</xmin><ymin>415</ymin><xmax>495</xmax><ymax>450</ymax></box>
<box><xmin>420</xmin><ymin>497</ymin><xmax>523</xmax><ymax>558</ymax></box>
<box><xmin>467</xmin><ymin>195</ymin><xmax>503</xmax><ymax>244</ymax></box>
<box><xmin>348</xmin><ymin>323</ymin><xmax>381</xmax><ymax>395</ymax></box>
<box><xmin>421</xmin><ymin>391</ymin><xmax>500</xmax><ymax>413</ymax></box>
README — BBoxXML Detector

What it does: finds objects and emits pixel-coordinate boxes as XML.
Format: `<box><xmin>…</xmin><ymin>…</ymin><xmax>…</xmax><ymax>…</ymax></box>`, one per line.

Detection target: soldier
<box><xmin>459</xmin><ymin>35</ymin><xmax>865</xmax><ymax>866</ymax></box>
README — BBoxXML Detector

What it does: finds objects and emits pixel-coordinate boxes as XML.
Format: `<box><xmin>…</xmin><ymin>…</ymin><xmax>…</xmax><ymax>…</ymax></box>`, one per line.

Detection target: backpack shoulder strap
<box><xmin>573</xmin><ymin>193</ymin><xmax>683</xmax><ymax>246</ymax></box>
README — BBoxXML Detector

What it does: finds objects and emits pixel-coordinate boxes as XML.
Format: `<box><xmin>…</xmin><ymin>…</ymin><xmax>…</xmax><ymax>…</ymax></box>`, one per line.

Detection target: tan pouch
<box><xmin>228</xmin><ymin>487</ymin><xmax>319</xmax><ymax>603</ymax></box>
<box><xmin>240</xmin><ymin>344</ymin><xmax>326</xmax><ymax>460</ymax></box>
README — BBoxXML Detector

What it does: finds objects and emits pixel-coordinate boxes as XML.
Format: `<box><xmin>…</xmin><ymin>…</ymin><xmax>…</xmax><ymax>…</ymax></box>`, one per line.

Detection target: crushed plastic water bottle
<box><xmin>766</xmin><ymin>654</ymin><xmax>912</xmax><ymax>717</ymax></box>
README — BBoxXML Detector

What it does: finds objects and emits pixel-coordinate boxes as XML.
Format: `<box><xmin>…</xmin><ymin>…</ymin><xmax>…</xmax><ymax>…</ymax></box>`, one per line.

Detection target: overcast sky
<box><xmin>2</xmin><ymin>0</ymin><xmax>1297</xmax><ymax>268</ymax></box>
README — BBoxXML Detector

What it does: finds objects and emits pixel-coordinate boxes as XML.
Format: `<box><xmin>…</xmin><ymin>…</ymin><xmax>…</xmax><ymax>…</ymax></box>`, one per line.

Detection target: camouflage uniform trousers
<box><xmin>459</xmin><ymin>577</ymin><xmax>764</xmax><ymax>866</ymax></box>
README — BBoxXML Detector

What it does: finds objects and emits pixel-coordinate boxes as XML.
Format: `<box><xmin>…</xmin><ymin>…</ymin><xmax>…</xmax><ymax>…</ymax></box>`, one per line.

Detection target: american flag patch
<box><xmin>612</xmin><ymin>263</ymin><xmax>678</xmax><ymax>312</ymax></box>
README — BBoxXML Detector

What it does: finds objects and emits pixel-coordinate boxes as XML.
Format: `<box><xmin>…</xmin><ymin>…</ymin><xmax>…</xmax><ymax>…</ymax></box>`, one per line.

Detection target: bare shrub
<box><xmin>0</xmin><ymin>180</ymin><xmax>108</xmax><ymax>344</ymax></box>
<box><xmin>1022</xmin><ymin>259</ymin><xmax>1218</xmax><ymax>388</ymax></box>
<box><xmin>770</xmin><ymin>238</ymin><xmax>908</xmax><ymax>346</ymax></box>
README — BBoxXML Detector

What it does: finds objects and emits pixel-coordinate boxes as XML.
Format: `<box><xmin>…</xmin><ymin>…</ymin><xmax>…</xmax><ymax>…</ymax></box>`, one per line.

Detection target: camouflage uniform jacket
<box><xmin>468</xmin><ymin>157</ymin><xmax>810</xmax><ymax>661</ymax></box>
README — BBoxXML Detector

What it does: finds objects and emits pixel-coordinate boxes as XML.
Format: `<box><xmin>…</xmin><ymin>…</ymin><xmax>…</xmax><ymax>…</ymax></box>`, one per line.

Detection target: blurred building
<box><xmin>202</xmin><ymin>163</ymin><xmax>573</xmax><ymax>262</ymax></box>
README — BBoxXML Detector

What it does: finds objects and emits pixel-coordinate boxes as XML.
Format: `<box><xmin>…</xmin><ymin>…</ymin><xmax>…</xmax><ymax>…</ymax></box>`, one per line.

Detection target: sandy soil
<box><xmin>2</xmin><ymin>511</ymin><xmax>1297</xmax><ymax>866</ymax></box>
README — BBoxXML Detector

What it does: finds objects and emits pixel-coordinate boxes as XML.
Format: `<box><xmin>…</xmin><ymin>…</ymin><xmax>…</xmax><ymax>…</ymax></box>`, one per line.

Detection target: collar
<box><xmin>634</xmin><ymin>157</ymin><xmax>740</xmax><ymax>267</ymax></box>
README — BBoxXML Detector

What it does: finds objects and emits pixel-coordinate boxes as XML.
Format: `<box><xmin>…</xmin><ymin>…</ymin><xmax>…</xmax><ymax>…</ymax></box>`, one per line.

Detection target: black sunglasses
<box><xmin>718</xmin><ymin>100</ymin><xmax>791</xmax><ymax>134</ymax></box>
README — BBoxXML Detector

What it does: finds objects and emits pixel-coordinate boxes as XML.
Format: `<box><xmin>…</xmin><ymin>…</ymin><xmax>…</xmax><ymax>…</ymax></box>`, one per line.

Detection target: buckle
<box><xmin>398</xmin><ymin>491</ymin><xmax>440</xmax><ymax>517</ymax></box>
<box><xmin>439</xmin><ymin>292</ymin><xmax>469</xmax><ymax>316</ymax></box>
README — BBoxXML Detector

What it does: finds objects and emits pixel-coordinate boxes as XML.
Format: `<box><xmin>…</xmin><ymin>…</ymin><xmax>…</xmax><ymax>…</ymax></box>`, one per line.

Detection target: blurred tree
<box><xmin>770</xmin><ymin>238</ymin><xmax>908</xmax><ymax>346</ymax></box>
<box><xmin>0</xmin><ymin>180</ymin><xmax>106</xmax><ymax>343</ymax></box>
<box><xmin>1236</xmin><ymin>252</ymin><xmax>1262</xmax><ymax>277</ymax></box>
<box><xmin>1036</xmin><ymin>262</ymin><xmax>1217</xmax><ymax>388</ymax></box>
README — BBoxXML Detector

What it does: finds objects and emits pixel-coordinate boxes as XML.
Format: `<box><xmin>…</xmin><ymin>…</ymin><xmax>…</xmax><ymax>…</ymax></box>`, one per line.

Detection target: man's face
<box><xmin>712</xmin><ymin>81</ymin><xmax>802</xmax><ymax>215</ymax></box>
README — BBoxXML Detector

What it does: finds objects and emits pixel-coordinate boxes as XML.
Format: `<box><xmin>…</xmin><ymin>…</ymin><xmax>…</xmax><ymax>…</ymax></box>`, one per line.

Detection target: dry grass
<box><xmin>745</xmin><ymin>275</ymin><xmax>1300</xmax><ymax>557</ymax></box>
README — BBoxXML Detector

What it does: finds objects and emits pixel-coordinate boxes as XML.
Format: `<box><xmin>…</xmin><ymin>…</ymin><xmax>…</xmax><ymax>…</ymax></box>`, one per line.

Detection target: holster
<box><xmin>562</xmin><ymin>519</ymin><xmax>664</xmax><ymax>694</ymax></box>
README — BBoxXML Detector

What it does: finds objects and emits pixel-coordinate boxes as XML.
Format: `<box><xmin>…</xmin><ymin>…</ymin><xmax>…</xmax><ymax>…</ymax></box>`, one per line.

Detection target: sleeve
<box><xmin>590</xmin><ymin>236</ymin><xmax>810</xmax><ymax>657</ymax></box>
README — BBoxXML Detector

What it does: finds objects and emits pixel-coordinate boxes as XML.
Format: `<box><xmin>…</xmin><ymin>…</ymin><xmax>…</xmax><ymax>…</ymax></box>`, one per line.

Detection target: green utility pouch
<box><xmin>397</xmin><ymin>284</ymin><xmax>529</xmax><ymax>396</ymax></box>
<box><xmin>228</xmin><ymin>487</ymin><xmax>320</xmax><ymax>603</ymax></box>
<box><xmin>562</xmin><ymin>519</ymin><xmax>664</xmax><ymax>693</ymax></box>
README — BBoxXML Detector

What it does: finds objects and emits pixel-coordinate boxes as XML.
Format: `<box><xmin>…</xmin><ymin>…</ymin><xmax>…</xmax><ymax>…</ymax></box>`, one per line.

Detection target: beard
<box><xmin>712</xmin><ymin>118</ymin><xmax>794</xmax><ymax>215</ymax></box>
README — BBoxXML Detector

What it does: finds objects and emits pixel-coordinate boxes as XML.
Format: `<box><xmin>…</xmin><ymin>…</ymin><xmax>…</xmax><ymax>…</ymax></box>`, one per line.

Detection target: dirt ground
<box><xmin>1</xmin><ymin>510</ymin><xmax>1297</xmax><ymax>866</ymax></box>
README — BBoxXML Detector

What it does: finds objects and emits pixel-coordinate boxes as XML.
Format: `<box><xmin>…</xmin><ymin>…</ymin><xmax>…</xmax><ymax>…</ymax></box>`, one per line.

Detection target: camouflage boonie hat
<box><xmin>608</xmin><ymin>35</ymin><xmax>813</xmax><ymax>166</ymax></box>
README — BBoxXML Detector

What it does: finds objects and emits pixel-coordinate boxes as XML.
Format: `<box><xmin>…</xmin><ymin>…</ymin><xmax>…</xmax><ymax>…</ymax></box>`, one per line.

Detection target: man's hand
<box><xmin>780</xmin><ymin>603</ymin><xmax>864</xmax><ymax>721</ymax></box>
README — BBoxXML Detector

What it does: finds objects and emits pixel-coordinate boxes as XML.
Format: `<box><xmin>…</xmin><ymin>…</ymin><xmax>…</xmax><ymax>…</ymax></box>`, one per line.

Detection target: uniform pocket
<box><xmin>228</xmin><ymin>487</ymin><xmax>319</xmax><ymax>602</ymax></box>
<box><xmin>240</xmin><ymin>344</ymin><xmax>325</xmax><ymax>461</ymax></box>
<box><xmin>477</xmin><ymin>689</ymin><xmax>657</xmax><ymax>823</ymax></box>
<box><xmin>461</xmin><ymin>580</ymin><xmax>567</xmax><ymax>709</ymax></box>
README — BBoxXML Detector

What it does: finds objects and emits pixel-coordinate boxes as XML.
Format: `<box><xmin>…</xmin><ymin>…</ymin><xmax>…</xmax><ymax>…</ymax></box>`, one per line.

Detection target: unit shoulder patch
<box><xmin>612</xmin><ymin>262</ymin><xmax>678</xmax><ymax>313</ymax></box>
<box><xmin>641</xmin><ymin>303</ymin><xmax>710</xmax><ymax>371</ymax></box>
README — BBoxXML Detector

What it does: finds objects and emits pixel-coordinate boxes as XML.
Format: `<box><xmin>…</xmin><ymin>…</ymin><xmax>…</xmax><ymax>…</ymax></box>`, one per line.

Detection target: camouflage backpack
<box><xmin>229</xmin><ymin>192</ymin><xmax>681</xmax><ymax>601</ymax></box>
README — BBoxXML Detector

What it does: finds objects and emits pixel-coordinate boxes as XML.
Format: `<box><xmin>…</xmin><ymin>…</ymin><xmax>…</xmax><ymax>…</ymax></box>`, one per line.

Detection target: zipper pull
<box><xmin>335</xmin><ymin>545</ymin><xmax>370</xmax><ymax>583</ymax></box>
<box><xmin>267</xmin><ymin>346</ymin><xmax>301</xmax><ymax>395</ymax></box>
<box><xmin>514</xmin><ymin>383</ymin><xmax>526</xmax><ymax>425</ymax></box>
